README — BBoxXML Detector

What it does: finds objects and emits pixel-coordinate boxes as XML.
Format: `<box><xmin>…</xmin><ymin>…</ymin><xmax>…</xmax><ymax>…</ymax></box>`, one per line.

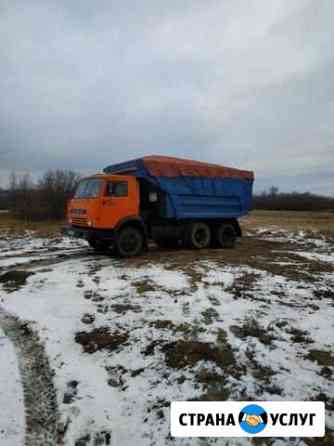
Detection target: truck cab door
<box><xmin>99</xmin><ymin>177</ymin><xmax>139</xmax><ymax>229</ymax></box>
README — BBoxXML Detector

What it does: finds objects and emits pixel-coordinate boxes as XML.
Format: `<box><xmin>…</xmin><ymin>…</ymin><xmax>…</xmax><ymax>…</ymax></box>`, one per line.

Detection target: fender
<box><xmin>114</xmin><ymin>215</ymin><xmax>146</xmax><ymax>234</ymax></box>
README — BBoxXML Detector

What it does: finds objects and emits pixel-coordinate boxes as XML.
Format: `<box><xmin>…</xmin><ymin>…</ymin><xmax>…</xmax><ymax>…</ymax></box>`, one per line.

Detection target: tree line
<box><xmin>253</xmin><ymin>186</ymin><xmax>334</xmax><ymax>211</ymax></box>
<box><xmin>0</xmin><ymin>169</ymin><xmax>81</xmax><ymax>220</ymax></box>
<box><xmin>0</xmin><ymin>175</ymin><xmax>333</xmax><ymax>220</ymax></box>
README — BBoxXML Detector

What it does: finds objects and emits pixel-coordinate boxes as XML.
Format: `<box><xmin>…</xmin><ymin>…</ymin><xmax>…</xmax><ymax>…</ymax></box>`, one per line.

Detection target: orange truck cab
<box><xmin>65</xmin><ymin>174</ymin><xmax>145</xmax><ymax>256</ymax></box>
<box><xmin>64</xmin><ymin>155</ymin><xmax>254</xmax><ymax>257</ymax></box>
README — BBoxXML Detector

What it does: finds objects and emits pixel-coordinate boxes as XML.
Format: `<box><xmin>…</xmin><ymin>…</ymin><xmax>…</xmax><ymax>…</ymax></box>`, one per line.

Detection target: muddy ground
<box><xmin>0</xmin><ymin>211</ymin><xmax>333</xmax><ymax>446</ymax></box>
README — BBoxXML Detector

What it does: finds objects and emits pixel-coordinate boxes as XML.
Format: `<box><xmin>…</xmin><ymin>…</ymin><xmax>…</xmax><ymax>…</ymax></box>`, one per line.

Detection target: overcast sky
<box><xmin>1</xmin><ymin>0</ymin><xmax>333</xmax><ymax>194</ymax></box>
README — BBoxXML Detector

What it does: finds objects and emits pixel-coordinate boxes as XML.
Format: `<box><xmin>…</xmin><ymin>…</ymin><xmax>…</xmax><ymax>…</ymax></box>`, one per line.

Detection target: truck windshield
<box><xmin>74</xmin><ymin>179</ymin><xmax>102</xmax><ymax>198</ymax></box>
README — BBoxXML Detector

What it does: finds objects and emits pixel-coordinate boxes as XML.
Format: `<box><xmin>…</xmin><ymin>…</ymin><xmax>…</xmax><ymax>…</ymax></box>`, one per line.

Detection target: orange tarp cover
<box><xmin>142</xmin><ymin>156</ymin><xmax>254</xmax><ymax>181</ymax></box>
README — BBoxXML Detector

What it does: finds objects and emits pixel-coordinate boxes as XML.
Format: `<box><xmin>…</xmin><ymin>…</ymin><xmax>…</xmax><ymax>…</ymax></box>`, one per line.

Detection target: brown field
<box><xmin>0</xmin><ymin>212</ymin><xmax>63</xmax><ymax>236</ymax></box>
<box><xmin>241</xmin><ymin>210</ymin><xmax>334</xmax><ymax>236</ymax></box>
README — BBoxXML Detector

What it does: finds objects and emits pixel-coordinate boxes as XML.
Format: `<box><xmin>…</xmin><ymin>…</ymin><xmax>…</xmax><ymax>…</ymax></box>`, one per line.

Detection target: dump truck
<box><xmin>64</xmin><ymin>155</ymin><xmax>254</xmax><ymax>257</ymax></box>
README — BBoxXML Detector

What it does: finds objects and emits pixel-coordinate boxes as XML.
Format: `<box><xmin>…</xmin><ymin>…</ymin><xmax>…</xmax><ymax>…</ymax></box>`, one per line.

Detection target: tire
<box><xmin>216</xmin><ymin>223</ymin><xmax>236</xmax><ymax>249</ymax></box>
<box><xmin>115</xmin><ymin>226</ymin><xmax>144</xmax><ymax>257</ymax></box>
<box><xmin>88</xmin><ymin>238</ymin><xmax>109</xmax><ymax>252</ymax></box>
<box><xmin>185</xmin><ymin>222</ymin><xmax>211</xmax><ymax>249</ymax></box>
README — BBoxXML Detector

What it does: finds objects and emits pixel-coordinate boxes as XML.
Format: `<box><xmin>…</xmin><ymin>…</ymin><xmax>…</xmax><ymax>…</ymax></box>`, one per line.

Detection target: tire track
<box><xmin>0</xmin><ymin>247</ymin><xmax>84</xmax><ymax>261</ymax></box>
<box><xmin>0</xmin><ymin>310</ymin><xmax>59</xmax><ymax>446</ymax></box>
<box><xmin>0</xmin><ymin>249</ymin><xmax>96</xmax><ymax>275</ymax></box>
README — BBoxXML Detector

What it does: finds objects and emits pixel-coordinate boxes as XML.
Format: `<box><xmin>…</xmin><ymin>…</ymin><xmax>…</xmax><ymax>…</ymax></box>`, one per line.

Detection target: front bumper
<box><xmin>61</xmin><ymin>225</ymin><xmax>114</xmax><ymax>241</ymax></box>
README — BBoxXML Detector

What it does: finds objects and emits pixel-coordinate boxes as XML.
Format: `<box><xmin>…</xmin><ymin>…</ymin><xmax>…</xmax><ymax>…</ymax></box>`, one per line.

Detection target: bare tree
<box><xmin>8</xmin><ymin>169</ymin><xmax>81</xmax><ymax>220</ymax></box>
<box><xmin>269</xmin><ymin>186</ymin><xmax>279</xmax><ymax>197</ymax></box>
<box><xmin>16</xmin><ymin>173</ymin><xmax>34</xmax><ymax>219</ymax></box>
<box><xmin>38</xmin><ymin>169</ymin><xmax>81</xmax><ymax>219</ymax></box>
<box><xmin>8</xmin><ymin>171</ymin><xmax>18</xmax><ymax>211</ymax></box>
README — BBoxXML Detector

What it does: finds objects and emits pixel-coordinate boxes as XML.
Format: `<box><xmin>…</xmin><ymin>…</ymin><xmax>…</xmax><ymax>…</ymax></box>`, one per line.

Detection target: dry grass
<box><xmin>0</xmin><ymin>212</ymin><xmax>63</xmax><ymax>236</ymax></box>
<box><xmin>241</xmin><ymin>210</ymin><xmax>334</xmax><ymax>236</ymax></box>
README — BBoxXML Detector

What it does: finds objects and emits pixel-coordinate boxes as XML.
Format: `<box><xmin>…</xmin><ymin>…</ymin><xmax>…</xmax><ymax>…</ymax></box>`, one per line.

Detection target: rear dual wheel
<box><xmin>184</xmin><ymin>222</ymin><xmax>237</xmax><ymax>250</ymax></box>
<box><xmin>216</xmin><ymin>223</ymin><xmax>237</xmax><ymax>249</ymax></box>
<box><xmin>185</xmin><ymin>222</ymin><xmax>211</xmax><ymax>249</ymax></box>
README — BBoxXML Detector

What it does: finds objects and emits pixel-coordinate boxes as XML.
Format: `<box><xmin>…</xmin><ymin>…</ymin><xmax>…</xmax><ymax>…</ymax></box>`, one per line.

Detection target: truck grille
<box><xmin>72</xmin><ymin>217</ymin><xmax>88</xmax><ymax>226</ymax></box>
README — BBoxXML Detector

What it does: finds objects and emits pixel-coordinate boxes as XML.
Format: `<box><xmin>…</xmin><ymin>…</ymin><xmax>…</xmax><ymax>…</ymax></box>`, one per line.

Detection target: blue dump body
<box><xmin>104</xmin><ymin>156</ymin><xmax>254</xmax><ymax>220</ymax></box>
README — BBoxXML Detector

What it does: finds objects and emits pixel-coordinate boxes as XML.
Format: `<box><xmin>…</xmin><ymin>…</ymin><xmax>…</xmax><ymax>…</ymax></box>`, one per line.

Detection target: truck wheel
<box><xmin>186</xmin><ymin>222</ymin><xmax>211</xmax><ymax>249</ymax></box>
<box><xmin>217</xmin><ymin>223</ymin><xmax>236</xmax><ymax>249</ymax></box>
<box><xmin>115</xmin><ymin>227</ymin><xmax>144</xmax><ymax>257</ymax></box>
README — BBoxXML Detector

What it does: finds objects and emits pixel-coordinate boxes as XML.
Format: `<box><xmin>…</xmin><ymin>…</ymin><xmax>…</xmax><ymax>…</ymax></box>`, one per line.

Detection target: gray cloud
<box><xmin>0</xmin><ymin>0</ymin><xmax>333</xmax><ymax>194</ymax></box>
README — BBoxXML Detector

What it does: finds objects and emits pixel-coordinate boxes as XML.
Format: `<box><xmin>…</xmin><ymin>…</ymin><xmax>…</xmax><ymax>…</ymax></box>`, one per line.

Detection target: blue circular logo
<box><xmin>239</xmin><ymin>404</ymin><xmax>268</xmax><ymax>434</ymax></box>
